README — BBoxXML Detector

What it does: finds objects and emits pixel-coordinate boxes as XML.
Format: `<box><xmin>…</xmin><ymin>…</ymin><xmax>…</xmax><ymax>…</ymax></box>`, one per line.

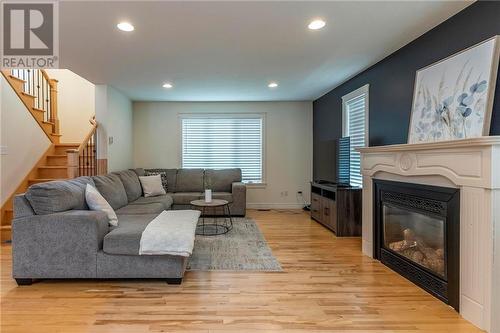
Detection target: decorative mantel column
<box><xmin>358</xmin><ymin>137</ymin><xmax>500</xmax><ymax>332</ymax></box>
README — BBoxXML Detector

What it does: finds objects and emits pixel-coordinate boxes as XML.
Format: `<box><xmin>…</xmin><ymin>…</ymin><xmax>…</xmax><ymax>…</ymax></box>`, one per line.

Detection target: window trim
<box><xmin>342</xmin><ymin>84</ymin><xmax>369</xmax><ymax>143</ymax></box>
<box><xmin>178</xmin><ymin>113</ymin><xmax>267</xmax><ymax>185</ymax></box>
<box><xmin>342</xmin><ymin>84</ymin><xmax>369</xmax><ymax>188</ymax></box>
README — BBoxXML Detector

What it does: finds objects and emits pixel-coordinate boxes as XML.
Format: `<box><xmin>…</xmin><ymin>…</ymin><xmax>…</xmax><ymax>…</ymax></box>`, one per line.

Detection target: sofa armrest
<box><xmin>12</xmin><ymin>210</ymin><xmax>109</xmax><ymax>278</ymax></box>
<box><xmin>232</xmin><ymin>182</ymin><xmax>246</xmax><ymax>194</ymax></box>
<box><xmin>231</xmin><ymin>182</ymin><xmax>246</xmax><ymax>216</ymax></box>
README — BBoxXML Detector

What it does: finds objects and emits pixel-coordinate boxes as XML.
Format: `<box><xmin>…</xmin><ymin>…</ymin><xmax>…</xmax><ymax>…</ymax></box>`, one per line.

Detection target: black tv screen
<box><xmin>314</xmin><ymin>139</ymin><xmax>337</xmax><ymax>184</ymax></box>
<box><xmin>313</xmin><ymin>137</ymin><xmax>350</xmax><ymax>185</ymax></box>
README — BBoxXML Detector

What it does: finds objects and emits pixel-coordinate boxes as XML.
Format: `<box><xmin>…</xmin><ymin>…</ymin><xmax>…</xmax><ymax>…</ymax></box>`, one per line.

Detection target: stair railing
<box><xmin>8</xmin><ymin>69</ymin><xmax>59</xmax><ymax>134</ymax></box>
<box><xmin>67</xmin><ymin>116</ymin><xmax>98</xmax><ymax>178</ymax></box>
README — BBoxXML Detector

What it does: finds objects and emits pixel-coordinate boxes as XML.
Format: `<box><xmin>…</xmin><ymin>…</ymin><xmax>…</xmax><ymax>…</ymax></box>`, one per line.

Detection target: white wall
<box><xmin>45</xmin><ymin>69</ymin><xmax>95</xmax><ymax>143</ymax></box>
<box><xmin>0</xmin><ymin>76</ymin><xmax>51</xmax><ymax>206</ymax></box>
<box><xmin>95</xmin><ymin>85</ymin><xmax>133</xmax><ymax>172</ymax></box>
<box><xmin>133</xmin><ymin>101</ymin><xmax>313</xmax><ymax>208</ymax></box>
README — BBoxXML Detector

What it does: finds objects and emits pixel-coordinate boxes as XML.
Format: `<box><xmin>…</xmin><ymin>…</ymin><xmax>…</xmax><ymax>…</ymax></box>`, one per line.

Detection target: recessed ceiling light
<box><xmin>117</xmin><ymin>22</ymin><xmax>134</xmax><ymax>32</ymax></box>
<box><xmin>268</xmin><ymin>82</ymin><xmax>278</xmax><ymax>88</ymax></box>
<box><xmin>162</xmin><ymin>83</ymin><xmax>173</xmax><ymax>89</ymax></box>
<box><xmin>308</xmin><ymin>19</ymin><xmax>326</xmax><ymax>30</ymax></box>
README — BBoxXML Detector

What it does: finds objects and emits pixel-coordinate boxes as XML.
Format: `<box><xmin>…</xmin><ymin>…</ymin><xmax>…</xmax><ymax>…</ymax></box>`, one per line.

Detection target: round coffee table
<box><xmin>190</xmin><ymin>199</ymin><xmax>233</xmax><ymax>236</ymax></box>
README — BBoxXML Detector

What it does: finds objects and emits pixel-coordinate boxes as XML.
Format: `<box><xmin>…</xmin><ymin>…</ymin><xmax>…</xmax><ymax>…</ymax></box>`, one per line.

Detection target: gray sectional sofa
<box><xmin>11</xmin><ymin>168</ymin><xmax>246</xmax><ymax>285</ymax></box>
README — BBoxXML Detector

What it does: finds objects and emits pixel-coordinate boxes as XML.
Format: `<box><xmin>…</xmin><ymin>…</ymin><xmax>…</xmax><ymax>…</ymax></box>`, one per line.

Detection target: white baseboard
<box><xmin>247</xmin><ymin>203</ymin><xmax>306</xmax><ymax>209</ymax></box>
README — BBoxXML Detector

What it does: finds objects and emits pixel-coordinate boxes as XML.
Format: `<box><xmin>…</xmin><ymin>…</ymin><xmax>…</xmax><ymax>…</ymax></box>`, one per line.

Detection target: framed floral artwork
<box><xmin>408</xmin><ymin>35</ymin><xmax>500</xmax><ymax>144</ymax></box>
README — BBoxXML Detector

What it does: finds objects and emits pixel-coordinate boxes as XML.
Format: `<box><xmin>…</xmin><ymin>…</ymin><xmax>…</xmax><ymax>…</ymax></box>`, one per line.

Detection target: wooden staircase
<box><xmin>1</xmin><ymin>70</ymin><xmax>98</xmax><ymax>242</ymax></box>
<box><xmin>2</xmin><ymin>69</ymin><xmax>61</xmax><ymax>143</ymax></box>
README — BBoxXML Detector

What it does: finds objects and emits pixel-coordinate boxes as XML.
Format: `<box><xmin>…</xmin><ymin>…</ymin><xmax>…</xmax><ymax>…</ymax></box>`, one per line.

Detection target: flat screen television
<box><xmin>313</xmin><ymin>137</ymin><xmax>350</xmax><ymax>186</ymax></box>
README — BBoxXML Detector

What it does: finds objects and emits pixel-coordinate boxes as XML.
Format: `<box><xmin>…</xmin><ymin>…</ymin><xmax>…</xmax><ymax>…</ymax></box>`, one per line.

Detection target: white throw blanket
<box><xmin>139</xmin><ymin>210</ymin><xmax>201</xmax><ymax>256</ymax></box>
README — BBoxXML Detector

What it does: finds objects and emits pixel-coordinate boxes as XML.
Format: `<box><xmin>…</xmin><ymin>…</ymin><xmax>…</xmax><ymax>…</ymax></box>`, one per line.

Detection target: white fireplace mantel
<box><xmin>358</xmin><ymin>136</ymin><xmax>500</xmax><ymax>332</ymax></box>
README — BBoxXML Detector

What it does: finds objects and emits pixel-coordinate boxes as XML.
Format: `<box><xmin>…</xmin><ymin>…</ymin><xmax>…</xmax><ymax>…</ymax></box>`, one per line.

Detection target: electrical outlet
<box><xmin>0</xmin><ymin>146</ymin><xmax>7</xmax><ymax>155</ymax></box>
<box><xmin>108</xmin><ymin>136</ymin><xmax>114</xmax><ymax>145</ymax></box>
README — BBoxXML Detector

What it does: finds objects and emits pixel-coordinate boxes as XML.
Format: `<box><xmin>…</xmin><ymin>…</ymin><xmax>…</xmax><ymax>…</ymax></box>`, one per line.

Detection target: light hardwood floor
<box><xmin>0</xmin><ymin>210</ymin><xmax>480</xmax><ymax>332</ymax></box>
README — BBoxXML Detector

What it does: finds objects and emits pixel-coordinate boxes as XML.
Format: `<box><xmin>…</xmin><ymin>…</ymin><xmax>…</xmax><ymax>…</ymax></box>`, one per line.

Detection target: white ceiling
<box><xmin>59</xmin><ymin>1</ymin><xmax>473</xmax><ymax>102</ymax></box>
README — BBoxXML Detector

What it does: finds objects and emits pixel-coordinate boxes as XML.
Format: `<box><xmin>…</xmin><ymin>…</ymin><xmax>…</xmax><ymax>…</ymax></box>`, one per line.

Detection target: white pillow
<box><xmin>85</xmin><ymin>184</ymin><xmax>118</xmax><ymax>226</ymax></box>
<box><xmin>139</xmin><ymin>175</ymin><xmax>167</xmax><ymax>197</ymax></box>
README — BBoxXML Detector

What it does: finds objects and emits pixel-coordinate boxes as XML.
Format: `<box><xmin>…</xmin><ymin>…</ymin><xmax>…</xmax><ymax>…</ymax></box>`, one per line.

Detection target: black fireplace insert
<box><xmin>374</xmin><ymin>179</ymin><xmax>459</xmax><ymax>310</ymax></box>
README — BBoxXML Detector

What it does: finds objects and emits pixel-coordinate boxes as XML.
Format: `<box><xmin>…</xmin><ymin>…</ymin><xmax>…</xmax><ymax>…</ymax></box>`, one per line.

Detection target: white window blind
<box><xmin>343</xmin><ymin>85</ymin><xmax>368</xmax><ymax>188</ymax></box>
<box><xmin>181</xmin><ymin>115</ymin><xmax>263</xmax><ymax>183</ymax></box>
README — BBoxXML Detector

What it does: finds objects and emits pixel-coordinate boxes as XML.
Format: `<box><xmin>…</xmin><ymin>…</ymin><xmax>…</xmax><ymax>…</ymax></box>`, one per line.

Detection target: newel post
<box><xmin>49</xmin><ymin>79</ymin><xmax>59</xmax><ymax>135</ymax></box>
<box><xmin>66</xmin><ymin>149</ymin><xmax>79</xmax><ymax>179</ymax></box>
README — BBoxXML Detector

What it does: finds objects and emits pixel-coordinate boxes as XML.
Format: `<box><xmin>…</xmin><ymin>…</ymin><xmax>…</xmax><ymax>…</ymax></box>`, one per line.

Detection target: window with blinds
<box><xmin>181</xmin><ymin>115</ymin><xmax>264</xmax><ymax>183</ymax></box>
<box><xmin>342</xmin><ymin>85</ymin><xmax>369</xmax><ymax>188</ymax></box>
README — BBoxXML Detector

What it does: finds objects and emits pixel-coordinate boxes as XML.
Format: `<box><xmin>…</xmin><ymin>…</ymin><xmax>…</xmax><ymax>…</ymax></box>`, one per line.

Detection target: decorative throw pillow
<box><xmin>85</xmin><ymin>184</ymin><xmax>118</xmax><ymax>226</ymax></box>
<box><xmin>139</xmin><ymin>175</ymin><xmax>167</xmax><ymax>197</ymax></box>
<box><xmin>145</xmin><ymin>171</ymin><xmax>168</xmax><ymax>192</ymax></box>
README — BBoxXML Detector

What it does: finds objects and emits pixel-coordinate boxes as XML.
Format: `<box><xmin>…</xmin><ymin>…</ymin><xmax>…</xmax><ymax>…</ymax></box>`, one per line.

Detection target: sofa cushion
<box><xmin>25</xmin><ymin>176</ymin><xmax>94</xmax><ymax>215</ymax></box>
<box><xmin>172</xmin><ymin>192</ymin><xmax>203</xmax><ymax>205</ymax></box>
<box><xmin>175</xmin><ymin>169</ymin><xmax>204</xmax><ymax>192</ymax></box>
<box><xmin>212</xmin><ymin>192</ymin><xmax>233</xmax><ymax>203</ymax></box>
<box><xmin>129</xmin><ymin>195</ymin><xmax>173</xmax><ymax>210</ymax></box>
<box><xmin>205</xmin><ymin>169</ymin><xmax>242</xmax><ymax>192</ymax></box>
<box><xmin>114</xmin><ymin>170</ymin><xmax>142</xmax><ymax>202</ymax></box>
<box><xmin>146</xmin><ymin>169</ymin><xmax>178</xmax><ymax>192</ymax></box>
<box><xmin>115</xmin><ymin>203</ymin><xmax>165</xmax><ymax>215</ymax></box>
<box><xmin>131</xmin><ymin>168</ymin><xmax>145</xmax><ymax>177</ymax></box>
<box><xmin>103</xmin><ymin>214</ymin><xmax>157</xmax><ymax>255</ymax></box>
<box><xmin>92</xmin><ymin>174</ymin><xmax>128</xmax><ymax>210</ymax></box>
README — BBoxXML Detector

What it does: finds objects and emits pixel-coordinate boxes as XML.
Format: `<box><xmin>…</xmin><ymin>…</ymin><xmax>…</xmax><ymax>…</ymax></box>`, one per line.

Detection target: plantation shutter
<box><xmin>181</xmin><ymin>116</ymin><xmax>263</xmax><ymax>183</ymax></box>
<box><xmin>344</xmin><ymin>92</ymin><xmax>368</xmax><ymax>187</ymax></box>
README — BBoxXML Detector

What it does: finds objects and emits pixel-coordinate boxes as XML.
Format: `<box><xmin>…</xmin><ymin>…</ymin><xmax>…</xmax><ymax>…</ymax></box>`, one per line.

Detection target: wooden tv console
<box><xmin>310</xmin><ymin>182</ymin><xmax>362</xmax><ymax>237</ymax></box>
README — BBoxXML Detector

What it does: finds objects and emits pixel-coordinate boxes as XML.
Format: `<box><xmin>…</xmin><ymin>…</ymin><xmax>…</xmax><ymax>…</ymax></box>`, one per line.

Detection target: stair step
<box><xmin>8</xmin><ymin>74</ymin><xmax>25</xmax><ymax>84</ymax></box>
<box><xmin>40</xmin><ymin>121</ymin><xmax>54</xmax><ymax>133</ymax></box>
<box><xmin>30</xmin><ymin>107</ymin><xmax>46</xmax><ymax>122</ymax></box>
<box><xmin>32</xmin><ymin>107</ymin><xmax>46</xmax><ymax>113</ymax></box>
<box><xmin>20</xmin><ymin>91</ymin><xmax>36</xmax><ymax>104</ymax></box>
<box><xmin>54</xmin><ymin>143</ymin><xmax>79</xmax><ymax>154</ymax></box>
<box><xmin>7</xmin><ymin>75</ymin><xmax>26</xmax><ymax>91</ymax></box>
<box><xmin>1</xmin><ymin>225</ymin><xmax>11</xmax><ymax>243</ymax></box>
<box><xmin>28</xmin><ymin>178</ymin><xmax>65</xmax><ymax>186</ymax></box>
<box><xmin>20</xmin><ymin>91</ymin><xmax>35</xmax><ymax>97</ymax></box>
<box><xmin>37</xmin><ymin>166</ymin><xmax>68</xmax><ymax>179</ymax></box>
<box><xmin>46</xmin><ymin>154</ymin><xmax>67</xmax><ymax>166</ymax></box>
<box><xmin>2</xmin><ymin>209</ymin><xmax>13</xmax><ymax>226</ymax></box>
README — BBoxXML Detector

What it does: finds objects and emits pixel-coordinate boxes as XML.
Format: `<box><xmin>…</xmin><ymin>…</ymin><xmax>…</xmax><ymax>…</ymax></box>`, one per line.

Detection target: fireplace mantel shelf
<box><xmin>359</xmin><ymin>135</ymin><xmax>500</xmax><ymax>332</ymax></box>
<box><xmin>358</xmin><ymin>136</ymin><xmax>500</xmax><ymax>153</ymax></box>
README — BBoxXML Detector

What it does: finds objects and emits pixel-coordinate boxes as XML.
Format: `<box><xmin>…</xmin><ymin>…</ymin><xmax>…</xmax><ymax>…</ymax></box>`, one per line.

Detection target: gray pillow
<box><xmin>25</xmin><ymin>177</ymin><xmax>95</xmax><ymax>215</ymax></box>
<box><xmin>113</xmin><ymin>170</ymin><xmax>142</xmax><ymax>202</ymax></box>
<box><xmin>92</xmin><ymin>174</ymin><xmax>128</xmax><ymax>210</ymax></box>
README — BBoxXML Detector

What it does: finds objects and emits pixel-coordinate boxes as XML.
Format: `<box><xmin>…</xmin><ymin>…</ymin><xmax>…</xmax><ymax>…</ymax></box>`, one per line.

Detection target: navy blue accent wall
<box><xmin>313</xmin><ymin>1</ymin><xmax>500</xmax><ymax>157</ymax></box>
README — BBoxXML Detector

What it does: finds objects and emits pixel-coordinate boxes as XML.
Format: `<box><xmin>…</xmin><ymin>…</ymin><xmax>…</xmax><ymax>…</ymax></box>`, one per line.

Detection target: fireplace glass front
<box><xmin>383</xmin><ymin>204</ymin><xmax>445</xmax><ymax>279</ymax></box>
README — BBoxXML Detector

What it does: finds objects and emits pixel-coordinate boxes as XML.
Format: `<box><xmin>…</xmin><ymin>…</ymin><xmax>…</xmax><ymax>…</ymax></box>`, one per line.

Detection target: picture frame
<box><xmin>408</xmin><ymin>35</ymin><xmax>500</xmax><ymax>144</ymax></box>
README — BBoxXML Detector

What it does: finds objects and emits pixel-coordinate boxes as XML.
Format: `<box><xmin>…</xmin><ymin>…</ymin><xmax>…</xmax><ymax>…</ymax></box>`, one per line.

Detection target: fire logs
<box><xmin>388</xmin><ymin>228</ymin><xmax>445</xmax><ymax>277</ymax></box>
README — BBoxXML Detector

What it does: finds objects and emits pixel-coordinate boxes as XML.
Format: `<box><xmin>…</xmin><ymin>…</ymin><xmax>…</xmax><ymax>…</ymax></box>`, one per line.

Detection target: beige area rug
<box><xmin>187</xmin><ymin>217</ymin><xmax>282</xmax><ymax>271</ymax></box>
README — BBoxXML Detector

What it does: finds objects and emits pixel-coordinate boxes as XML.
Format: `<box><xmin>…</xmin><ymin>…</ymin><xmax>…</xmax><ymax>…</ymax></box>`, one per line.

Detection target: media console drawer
<box><xmin>310</xmin><ymin>193</ymin><xmax>322</xmax><ymax>221</ymax></box>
